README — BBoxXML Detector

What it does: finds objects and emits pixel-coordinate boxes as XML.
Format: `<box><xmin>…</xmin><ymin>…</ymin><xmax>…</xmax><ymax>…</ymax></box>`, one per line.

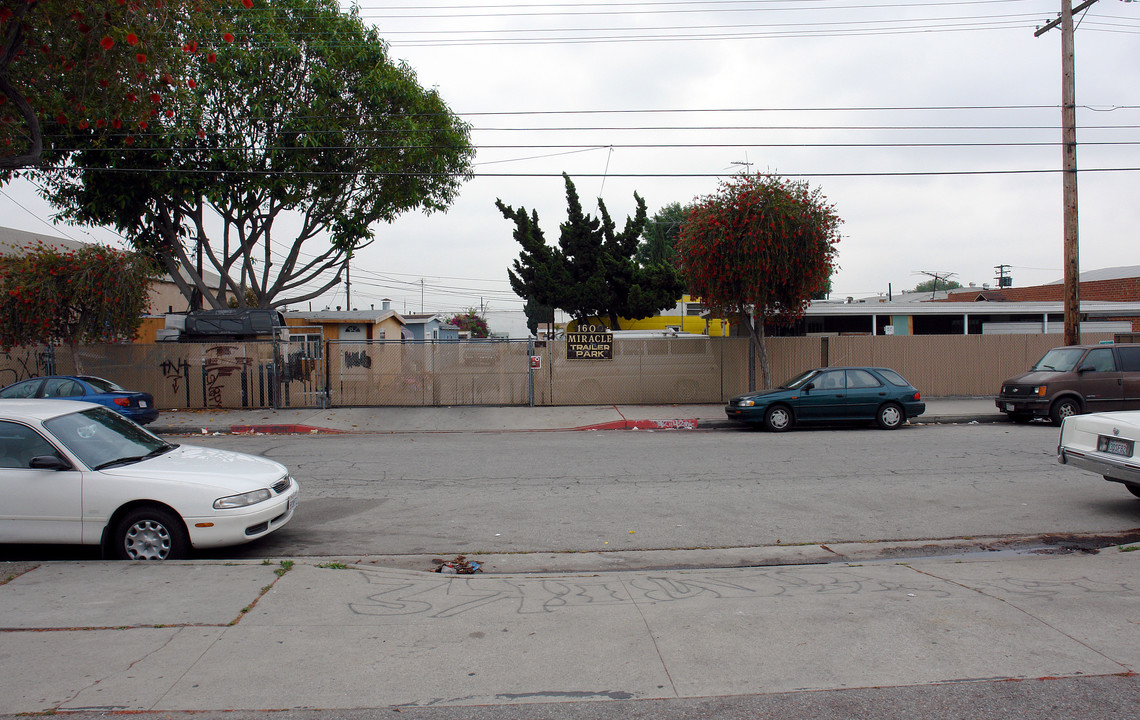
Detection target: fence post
<box><xmin>528</xmin><ymin>339</ymin><xmax>535</xmax><ymax>407</ymax></box>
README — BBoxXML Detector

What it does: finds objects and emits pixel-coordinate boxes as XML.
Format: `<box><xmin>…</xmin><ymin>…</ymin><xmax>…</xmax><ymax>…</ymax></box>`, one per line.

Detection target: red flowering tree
<box><xmin>0</xmin><ymin>0</ymin><xmax>249</xmax><ymax>171</ymax></box>
<box><xmin>448</xmin><ymin>309</ymin><xmax>490</xmax><ymax>339</ymax></box>
<box><xmin>676</xmin><ymin>173</ymin><xmax>841</xmax><ymax>388</ymax></box>
<box><xmin>0</xmin><ymin>241</ymin><xmax>158</xmax><ymax>357</ymax></box>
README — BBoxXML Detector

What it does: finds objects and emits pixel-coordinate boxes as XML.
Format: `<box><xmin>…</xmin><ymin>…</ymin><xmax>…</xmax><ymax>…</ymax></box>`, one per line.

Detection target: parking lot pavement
<box><xmin>147</xmin><ymin>397</ymin><xmax>1004</xmax><ymax>435</ymax></box>
<box><xmin>1</xmin><ymin>547</ymin><xmax>1137</xmax><ymax>714</ymax></box>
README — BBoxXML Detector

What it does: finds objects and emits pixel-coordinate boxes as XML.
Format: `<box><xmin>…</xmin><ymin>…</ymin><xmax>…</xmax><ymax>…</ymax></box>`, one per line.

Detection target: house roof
<box><xmin>401</xmin><ymin>313</ymin><xmax>441</xmax><ymax>325</ymax></box>
<box><xmin>0</xmin><ymin>226</ymin><xmax>226</xmax><ymax>287</ymax></box>
<box><xmin>286</xmin><ymin>310</ymin><xmax>406</xmax><ymax>326</ymax></box>
<box><xmin>1047</xmin><ymin>266</ymin><xmax>1140</xmax><ymax>284</ymax></box>
<box><xmin>806</xmin><ymin>300</ymin><xmax>1140</xmax><ymax>318</ymax></box>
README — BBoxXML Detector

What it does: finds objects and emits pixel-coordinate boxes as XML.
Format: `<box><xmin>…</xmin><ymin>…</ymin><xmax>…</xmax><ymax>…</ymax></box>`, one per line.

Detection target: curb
<box><xmin>149</xmin><ymin>413</ymin><xmax>1010</xmax><ymax>436</ymax></box>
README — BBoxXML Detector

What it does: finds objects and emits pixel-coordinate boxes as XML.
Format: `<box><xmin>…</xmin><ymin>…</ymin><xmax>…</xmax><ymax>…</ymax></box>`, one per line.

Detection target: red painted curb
<box><xmin>229</xmin><ymin>424</ymin><xmax>344</xmax><ymax>435</ymax></box>
<box><xmin>575</xmin><ymin>418</ymin><xmax>700</xmax><ymax>431</ymax></box>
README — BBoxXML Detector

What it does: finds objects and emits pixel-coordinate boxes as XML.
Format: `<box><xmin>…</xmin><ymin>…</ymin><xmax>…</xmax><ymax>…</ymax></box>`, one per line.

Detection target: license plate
<box><xmin>139</xmin><ymin>401</ymin><xmax>148</xmax><ymax>408</ymax></box>
<box><xmin>287</xmin><ymin>495</ymin><xmax>298</xmax><ymax>511</ymax></box>
<box><xmin>1005</xmin><ymin>403</ymin><xmax>1015</xmax><ymax>412</ymax></box>
<box><xmin>1097</xmin><ymin>435</ymin><xmax>1134</xmax><ymax>457</ymax></box>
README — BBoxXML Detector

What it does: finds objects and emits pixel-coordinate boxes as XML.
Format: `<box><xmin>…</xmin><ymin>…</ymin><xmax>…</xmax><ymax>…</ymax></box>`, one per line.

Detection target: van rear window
<box><xmin>1117</xmin><ymin>346</ymin><xmax>1140</xmax><ymax>372</ymax></box>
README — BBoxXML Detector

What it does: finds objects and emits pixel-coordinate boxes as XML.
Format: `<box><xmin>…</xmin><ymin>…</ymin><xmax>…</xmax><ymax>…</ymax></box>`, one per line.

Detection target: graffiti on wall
<box><xmin>159</xmin><ymin>358</ymin><xmax>191</xmax><ymax>395</ymax></box>
<box><xmin>344</xmin><ymin>350</ymin><xmax>372</xmax><ymax>369</ymax></box>
<box><xmin>203</xmin><ymin>345</ymin><xmax>254</xmax><ymax>408</ymax></box>
<box><xmin>0</xmin><ymin>347</ymin><xmax>57</xmax><ymax>386</ymax></box>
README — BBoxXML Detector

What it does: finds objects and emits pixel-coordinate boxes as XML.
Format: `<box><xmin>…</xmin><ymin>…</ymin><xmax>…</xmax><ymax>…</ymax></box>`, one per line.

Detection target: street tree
<box><xmin>499</xmin><ymin>173</ymin><xmax>683</xmax><ymax>330</ymax></box>
<box><xmin>43</xmin><ymin>0</ymin><xmax>474</xmax><ymax>310</ymax></box>
<box><xmin>0</xmin><ymin>241</ymin><xmax>158</xmax><ymax>357</ymax></box>
<box><xmin>636</xmin><ymin>201</ymin><xmax>689</xmax><ymax>268</ymax></box>
<box><xmin>1</xmin><ymin>0</ymin><xmax>245</xmax><ymax>171</ymax></box>
<box><xmin>523</xmin><ymin>296</ymin><xmax>555</xmax><ymax>337</ymax></box>
<box><xmin>676</xmin><ymin>173</ymin><xmax>841</xmax><ymax>388</ymax></box>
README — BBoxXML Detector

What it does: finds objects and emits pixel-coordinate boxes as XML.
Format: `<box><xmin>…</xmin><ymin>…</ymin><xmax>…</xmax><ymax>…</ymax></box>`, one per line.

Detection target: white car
<box><xmin>0</xmin><ymin>399</ymin><xmax>299</xmax><ymax>560</ymax></box>
<box><xmin>1057</xmin><ymin>410</ymin><xmax>1140</xmax><ymax>499</ymax></box>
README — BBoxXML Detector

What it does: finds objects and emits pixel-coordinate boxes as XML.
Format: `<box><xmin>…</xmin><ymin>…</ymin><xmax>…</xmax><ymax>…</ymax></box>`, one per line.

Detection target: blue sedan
<box><xmin>0</xmin><ymin>375</ymin><xmax>159</xmax><ymax>425</ymax></box>
<box><xmin>725</xmin><ymin>367</ymin><xmax>925</xmax><ymax>431</ymax></box>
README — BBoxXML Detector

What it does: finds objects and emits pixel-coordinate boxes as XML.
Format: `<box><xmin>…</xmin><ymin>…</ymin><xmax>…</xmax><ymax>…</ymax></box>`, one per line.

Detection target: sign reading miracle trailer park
<box><xmin>566</xmin><ymin>324</ymin><xmax>613</xmax><ymax>360</ymax></box>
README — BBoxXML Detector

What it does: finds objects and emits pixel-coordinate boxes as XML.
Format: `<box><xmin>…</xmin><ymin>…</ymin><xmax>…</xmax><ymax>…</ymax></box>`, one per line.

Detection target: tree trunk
<box><xmin>739</xmin><ymin>305</ymin><xmax>771</xmax><ymax>389</ymax></box>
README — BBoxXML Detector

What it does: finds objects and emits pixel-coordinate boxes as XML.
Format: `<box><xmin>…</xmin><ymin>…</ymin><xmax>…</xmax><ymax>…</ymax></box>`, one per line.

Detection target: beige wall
<box><xmin>0</xmin><ymin>333</ymin><xmax>1118</xmax><ymax>409</ymax></box>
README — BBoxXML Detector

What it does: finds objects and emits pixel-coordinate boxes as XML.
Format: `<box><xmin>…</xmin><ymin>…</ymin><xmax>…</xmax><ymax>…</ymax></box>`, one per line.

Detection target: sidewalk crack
<box><xmin>902</xmin><ymin>563</ymin><xmax>1134</xmax><ymax>673</ymax></box>
<box><xmin>619</xmin><ymin>575</ymin><xmax>679</xmax><ymax>699</ymax></box>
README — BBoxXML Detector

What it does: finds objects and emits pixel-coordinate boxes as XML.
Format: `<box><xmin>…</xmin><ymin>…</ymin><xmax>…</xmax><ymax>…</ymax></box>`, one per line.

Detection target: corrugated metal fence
<box><xmin>0</xmin><ymin>333</ymin><xmax>1116</xmax><ymax>409</ymax></box>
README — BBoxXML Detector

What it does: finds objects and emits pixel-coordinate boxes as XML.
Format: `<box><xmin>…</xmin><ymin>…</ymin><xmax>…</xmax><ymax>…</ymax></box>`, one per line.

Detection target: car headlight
<box><xmin>1034</xmin><ymin>386</ymin><xmax>1047</xmax><ymax>397</ymax></box>
<box><xmin>214</xmin><ymin>488</ymin><xmax>272</xmax><ymax>509</ymax></box>
<box><xmin>739</xmin><ymin>399</ymin><xmax>756</xmax><ymax>407</ymax></box>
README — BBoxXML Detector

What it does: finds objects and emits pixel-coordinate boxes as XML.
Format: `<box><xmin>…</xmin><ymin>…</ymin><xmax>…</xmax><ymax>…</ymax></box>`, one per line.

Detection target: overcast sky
<box><xmin>2</xmin><ymin>0</ymin><xmax>1138</xmax><ymax>327</ymax></box>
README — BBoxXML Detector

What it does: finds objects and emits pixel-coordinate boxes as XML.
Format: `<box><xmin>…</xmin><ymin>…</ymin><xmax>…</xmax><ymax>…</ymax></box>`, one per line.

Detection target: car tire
<box><xmin>876</xmin><ymin>403</ymin><xmax>904</xmax><ymax>430</ymax></box>
<box><xmin>1049</xmin><ymin>397</ymin><xmax>1081</xmax><ymax>426</ymax></box>
<box><xmin>1124</xmin><ymin>484</ymin><xmax>1140</xmax><ymax>499</ymax></box>
<box><xmin>764</xmin><ymin>405</ymin><xmax>793</xmax><ymax>432</ymax></box>
<box><xmin>113</xmin><ymin>506</ymin><xmax>189</xmax><ymax>561</ymax></box>
<box><xmin>1008</xmin><ymin>413</ymin><xmax>1033</xmax><ymax>424</ymax></box>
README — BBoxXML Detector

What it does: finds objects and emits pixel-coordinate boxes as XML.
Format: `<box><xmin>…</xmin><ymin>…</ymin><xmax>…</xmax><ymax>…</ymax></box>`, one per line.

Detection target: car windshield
<box><xmin>780</xmin><ymin>370</ymin><xmax>819</xmax><ymax>390</ymax></box>
<box><xmin>44</xmin><ymin>406</ymin><xmax>174</xmax><ymax>470</ymax></box>
<box><xmin>81</xmin><ymin>376</ymin><xmax>125</xmax><ymax>393</ymax></box>
<box><xmin>1031</xmin><ymin>348</ymin><xmax>1087</xmax><ymax>372</ymax></box>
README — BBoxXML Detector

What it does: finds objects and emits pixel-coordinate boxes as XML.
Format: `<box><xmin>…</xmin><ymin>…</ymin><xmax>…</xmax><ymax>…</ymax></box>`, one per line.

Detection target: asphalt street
<box><xmin>3</xmin><ymin>399</ymin><xmax>1140</xmax><ymax>718</ymax></box>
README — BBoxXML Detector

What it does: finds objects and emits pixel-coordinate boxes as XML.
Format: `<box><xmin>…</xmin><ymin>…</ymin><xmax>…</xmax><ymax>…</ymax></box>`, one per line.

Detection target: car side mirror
<box><xmin>1077</xmin><ymin>365</ymin><xmax>1095</xmax><ymax>374</ymax></box>
<box><xmin>803</xmin><ymin>383</ymin><xmax>815</xmax><ymax>392</ymax></box>
<box><xmin>29</xmin><ymin>455</ymin><xmax>71</xmax><ymax>471</ymax></box>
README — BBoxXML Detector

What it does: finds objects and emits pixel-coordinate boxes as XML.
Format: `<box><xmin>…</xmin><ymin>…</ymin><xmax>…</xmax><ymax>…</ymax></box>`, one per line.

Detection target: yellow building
<box><xmin>568</xmin><ymin>295</ymin><xmax>732</xmax><ymax>336</ymax></box>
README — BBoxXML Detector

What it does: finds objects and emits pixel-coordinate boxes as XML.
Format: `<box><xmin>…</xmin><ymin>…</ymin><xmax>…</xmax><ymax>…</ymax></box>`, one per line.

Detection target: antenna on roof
<box><xmin>914</xmin><ymin>270</ymin><xmax>958</xmax><ymax>299</ymax></box>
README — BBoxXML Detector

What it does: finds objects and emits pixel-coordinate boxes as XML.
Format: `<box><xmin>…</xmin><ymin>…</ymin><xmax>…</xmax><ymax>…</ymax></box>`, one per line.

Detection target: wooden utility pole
<box><xmin>1036</xmin><ymin>1</ymin><xmax>1099</xmax><ymax>345</ymax></box>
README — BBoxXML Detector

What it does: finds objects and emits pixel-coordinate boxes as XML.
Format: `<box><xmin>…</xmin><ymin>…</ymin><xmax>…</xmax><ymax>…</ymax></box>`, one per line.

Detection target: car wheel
<box><xmin>876</xmin><ymin>403</ymin><xmax>904</xmax><ymax>430</ymax></box>
<box><xmin>1008</xmin><ymin>413</ymin><xmax>1033</xmax><ymax>424</ymax></box>
<box><xmin>114</xmin><ymin>506</ymin><xmax>189</xmax><ymax>561</ymax></box>
<box><xmin>764</xmin><ymin>405</ymin><xmax>793</xmax><ymax>432</ymax></box>
<box><xmin>1049</xmin><ymin>397</ymin><xmax>1081</xmax><ymax>426</ymax></box>
<box><xmin>1125</xmin><ymin>484</ymin><xmax>1140</xmax><ymax>499</ymax></box>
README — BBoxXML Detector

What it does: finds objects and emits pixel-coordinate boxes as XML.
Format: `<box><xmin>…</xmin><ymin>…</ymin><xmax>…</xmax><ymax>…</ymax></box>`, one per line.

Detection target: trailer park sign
<box><xmin>567</xmin><ymin>325</ymin><xmax>613</xmax><ymax>360</ymax></box>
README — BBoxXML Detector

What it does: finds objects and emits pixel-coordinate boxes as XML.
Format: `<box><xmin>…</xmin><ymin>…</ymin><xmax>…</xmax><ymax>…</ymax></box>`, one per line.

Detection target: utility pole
<box><xmin>994</xmin><ymin>264</ymin><xmax>1012</xmax><ymax>288</ymax></box>
<box><xmin>1036</xmin><ymin>1</ymin><xmax>1099</xmax><ymax>346</ymax></box>
<box><xmin>344</xmin><ymin>257</ymin><xmax>351</xmax><ymax>310</ymax></box>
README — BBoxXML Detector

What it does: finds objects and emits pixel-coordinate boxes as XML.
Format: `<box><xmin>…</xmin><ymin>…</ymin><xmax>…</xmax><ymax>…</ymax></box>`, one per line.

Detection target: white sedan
<box><xmin>1057</xmin><ymin>410</ymin><xmax>1140</xmax><ymax>499</ymax></box>
<box><xmin>0</xmin><ymin>399</ymin><xmax>299</xmax><ymax>560</ymax></box>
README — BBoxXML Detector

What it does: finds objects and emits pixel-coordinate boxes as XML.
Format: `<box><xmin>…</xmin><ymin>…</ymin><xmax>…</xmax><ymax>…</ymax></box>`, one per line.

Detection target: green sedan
<box><xmin>725</xmin><ymin>367</ymin><xmax>926</xmax><ymax>432</ymax></box>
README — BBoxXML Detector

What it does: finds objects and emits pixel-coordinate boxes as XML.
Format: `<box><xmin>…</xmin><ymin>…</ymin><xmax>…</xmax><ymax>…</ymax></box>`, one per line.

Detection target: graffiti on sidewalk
<box><xmin>345</xmin><ymin>568</ymin><xmax>962</xmax><ymax>619</ymax></box>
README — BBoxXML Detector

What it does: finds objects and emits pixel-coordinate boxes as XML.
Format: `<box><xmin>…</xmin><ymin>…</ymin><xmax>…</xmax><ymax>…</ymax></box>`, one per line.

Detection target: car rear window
<box><xmin>81</xmin><ymin>377</ymin><xmax>125</xmax><ymax>392</ymax></box>
<box><xmin>875</xmin><ymin>369</ymin><xmax>911</xmax><ymax>387</ymax></box>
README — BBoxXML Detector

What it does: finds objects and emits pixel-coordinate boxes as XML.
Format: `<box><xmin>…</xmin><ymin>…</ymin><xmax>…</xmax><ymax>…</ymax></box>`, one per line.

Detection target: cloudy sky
<box><xmin>2</xmin><ymin>0</ymin><xmax>1138</xmax><ymax>330</ymax></box>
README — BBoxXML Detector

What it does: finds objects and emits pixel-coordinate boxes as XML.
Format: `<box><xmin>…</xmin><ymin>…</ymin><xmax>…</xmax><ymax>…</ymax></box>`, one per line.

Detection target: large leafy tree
<box><xmin>636</xmin><ymin>201</ymin><xmax>689</xmax><ymax>268</ymax></box>
<box><xmin>499</xmin><ymin>173</ymin><xmax>683</xmax><ymax>330</ymax></box>
<box><xmin>676</xmin><ymin>173</ymin><xmax>841</xmax><ymax>388</ymax></box>
<box><xmin>1</xmin><ymin>0</ymin><xmax>245</xmax><ymax>171</ymax></box>
<box><xmin>0</xmin><ymin>241</ymin><xmax>158</xmax><ymax>354</ymax></box>
<box><xmin>43</xmin><ymin>0</ymin><xmax>474</xmax><ymax>309</ymax></box>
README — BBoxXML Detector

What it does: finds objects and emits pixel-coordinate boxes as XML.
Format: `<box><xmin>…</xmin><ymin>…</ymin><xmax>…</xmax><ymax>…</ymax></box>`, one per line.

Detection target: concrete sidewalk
<box><xmin>1</xmin><ymin>549</ymin><xmax>1138</xmax><ymax>714</ymax></box>
<box><xmin>146</xmin><ymin>397</ymin><xmax>1003</xmax><ymax>435</ymax></box>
